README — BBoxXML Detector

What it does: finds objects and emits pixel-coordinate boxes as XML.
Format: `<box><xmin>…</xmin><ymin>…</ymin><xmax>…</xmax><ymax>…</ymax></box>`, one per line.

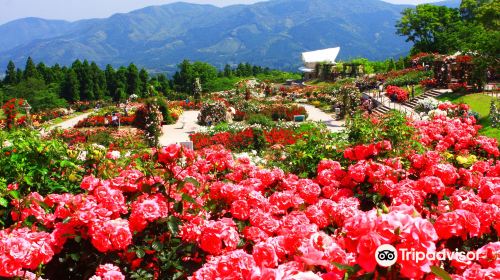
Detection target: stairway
<box><xmin>404</xmin><ymin>89</ymin><xmax>447</xmax><ymax>110</ymax></box>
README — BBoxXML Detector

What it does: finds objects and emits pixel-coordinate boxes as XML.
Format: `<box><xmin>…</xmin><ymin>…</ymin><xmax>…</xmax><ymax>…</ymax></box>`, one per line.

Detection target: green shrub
<box><xmin>0</xmin><ymin>129</ymin><xmax>83</xmax><ymax>198</ymax></box>
<box><xmin>155</xmin><ymin>98</ymin><xmax>174</xmax><ymax>124</ymax></box>
<box><xmin>197</xmin><ymin>102</ymin><xmax>228</xmax><ymax>126</ymax></box>
<box><xmin>246</xmin><ymin>114</ymin><xmax>274</xmax><ymax>127</ymax></box>
<box><xmin>385</xmin><ymin>70</ymin><xmax>433</xmax><ymax>86</ymax></box>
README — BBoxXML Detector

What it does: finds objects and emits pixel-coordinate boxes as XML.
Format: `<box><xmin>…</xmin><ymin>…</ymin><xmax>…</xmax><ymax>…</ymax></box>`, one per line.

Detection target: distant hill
<box><xmin>0</xmin><ymin>0</ymin><xmax>420</xmax><ymax>73</ymax></box>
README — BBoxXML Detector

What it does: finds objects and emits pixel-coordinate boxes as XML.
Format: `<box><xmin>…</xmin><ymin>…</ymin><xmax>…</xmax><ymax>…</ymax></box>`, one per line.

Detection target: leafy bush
<box><xmin>197</xmin><ymin>102</ymin><xmax>228</xmax><ymax>126</ymax></box>
<box><xmin>155</xmin><ymin>98</ymin><xmax>174</xmax><ymax>124</ymax></box>
<box><xmin>270</xmin><ymin>125</ymin><xmax>346</xmax><ymax>177</ymax></box>
<box><xmin>384</xmin><ymin>70</ymin><xmax>433</xmax><ymax>86</ymax></box>
<box><xmin>246</xmin><ymin>114</ymin><xmax>274</xmax><ymax>127</ymax></box>
<box><xmin>346</xmin><ymin>111</ymin><xmax>423</xmax><ymax>155</ymax></box>
<box><xmin>0</xmin><ymin>129</ymin><xmax>83</xmax><ymax>199</ymax></box>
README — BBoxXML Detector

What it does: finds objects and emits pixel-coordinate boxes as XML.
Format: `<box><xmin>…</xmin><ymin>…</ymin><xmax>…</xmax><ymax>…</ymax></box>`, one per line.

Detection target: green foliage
<box><xmin>384</xmin><ymin>70</ymin><xmax>433</xmax><ymax>86</ymax></box>
<box><xmin>246</xmin><ymin>114</ymin><xmax>275</xmax><ymax>127</ymax></box>
<box><xmin>273</xmin><ymin>127</ymin><xmax>346</xmax><ymax>178</ymax></box>
<box><xmin>173</xmin><ymin>60</ymin><xmax>218</xmax><ymax>94</ymax></box>
<box><xmin>346</xmin><ymin>111</ymin><xmax>423</xmax><ymax>155</ymax></box>
<box><xmin>255</xmin><ymin>71</ymin><xmax>301</xmax><ymax>83</ymax></box>
<box><xmin>0</xmin><ymin>129</ymin><xmax>83</xmax><ymax>197</ymax></box>
<box><xmin>204</xmin><ymin>76</ymin><xmax>242</xmax><ymax>92</ymax></box>
<box><xmin>3</xmin><ymin>78</ymin><xmax>68</xmax><ymax>112</ymax></box>
<box><xmin>396</xmin><ymin>4</ymin><xmax>462</xmax><ymax>53</ymax></box>
<box><xmin>155</xmin><ymin>98</ymin><xmax>175</xmax><ymax>125</ymax></box>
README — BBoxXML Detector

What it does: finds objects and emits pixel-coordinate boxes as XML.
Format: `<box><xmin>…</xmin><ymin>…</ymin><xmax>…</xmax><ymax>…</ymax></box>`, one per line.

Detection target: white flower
<box><xmin>108</xmin><ymin>150</ymin><xmax>121</xmax><ymax>159</ymax></box>
<box><xmin>2</xmin><ymin>140</ymin><xmax>12</xmax><ymax>147</ymax></box>
<box><xmin>92</xmin><ymin>143</ymin><xmax>106</xmax><ymax>150</ymax></box>
<box><xmin>77</xmin><ymin>151</ymin><xmax>88</xmax><ymax>161</ymax></box>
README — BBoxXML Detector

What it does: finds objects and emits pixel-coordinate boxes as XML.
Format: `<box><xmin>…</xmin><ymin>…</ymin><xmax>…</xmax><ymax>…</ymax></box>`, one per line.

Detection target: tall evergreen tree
<box><xmin>139</xmin><ymin>68</ymin><xmax>149</xmax><ymax>96</ymax></box>
<box><xmin>61</xmin><ymin>69</ymin><xmax>80</xmax><ymax>101</ymax></box>
<box><xmin>223</xmin><ymin>64</ymin><xmax>233</xmax><ymax>77</ymax></box>
<box><xmin>24</xmin><ymin>57</ymin><xmax>39</xmax><ymax>80</ymax></box>
<box><xmin>15</xmin><ymin>69</ymin><xmax>23</xmax><ymax>83</ymax></box>
<box><xmin>91</xmin><ymin>62</ymin><xmax>106</xmax><ymax>100</ymax></box>
<box><xmin>105</xmin><ymin>64</ymin><xmax>117</xmax><ymax>98</ymax></box>
<box><xmin>4</xmin><ymin>61</ymin><xmax>17</xmax><ymax>84</ymax></box>
<box><xmin>126</xmin><ymin>63</ymin><xmax>140</xmax><ymax>96</ymax></box>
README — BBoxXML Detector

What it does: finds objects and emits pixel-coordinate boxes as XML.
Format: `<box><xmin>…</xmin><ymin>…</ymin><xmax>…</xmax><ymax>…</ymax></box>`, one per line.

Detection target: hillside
<box><xmin>0</xmin><ymin>0</ymin><xmax>416</xmax><ymax>73</ymax></box>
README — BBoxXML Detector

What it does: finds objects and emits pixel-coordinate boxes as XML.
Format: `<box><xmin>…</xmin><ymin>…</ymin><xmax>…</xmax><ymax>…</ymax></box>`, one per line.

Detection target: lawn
<box><xmin>437</xmin><ymin>93</ymin><xmax>500</xmax><ymax>141</ymax></box>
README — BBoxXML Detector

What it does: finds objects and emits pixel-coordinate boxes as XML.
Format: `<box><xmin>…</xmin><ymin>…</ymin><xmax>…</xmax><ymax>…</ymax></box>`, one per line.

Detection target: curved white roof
<box><xmin>302</xmin><ymin>47</ymin><xmax>340</xmax><ymax>64</ymax></box>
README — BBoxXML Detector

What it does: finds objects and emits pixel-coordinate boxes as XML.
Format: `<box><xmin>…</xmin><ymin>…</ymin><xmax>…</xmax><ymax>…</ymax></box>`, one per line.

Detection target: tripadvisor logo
<box><xmin>375</xmin><ymin>244</ymin><xmax>398</xmax><ymax>267</ymax></box>
<box><xmin>375</xmin><ymin>244</ymin><xmax>485</xmax><ymax>267</ymax></box>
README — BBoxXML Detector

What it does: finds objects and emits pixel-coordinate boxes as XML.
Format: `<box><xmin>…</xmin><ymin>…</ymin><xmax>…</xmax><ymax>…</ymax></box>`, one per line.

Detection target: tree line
<box><xmin>0</xmin><ymin>58</ymin><xmax>279</xmax><ymax>111</ymax></box>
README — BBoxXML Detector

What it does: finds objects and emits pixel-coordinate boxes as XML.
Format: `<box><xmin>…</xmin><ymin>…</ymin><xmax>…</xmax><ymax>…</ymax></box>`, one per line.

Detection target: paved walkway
<box><xmin>44</xmin><ymin>111</ymin><xmax>92</xmax><ymax>132</ymax></box>
<box><xmin>158</xmin><ymin>105</ymin><xmax>344</xmax><ymax>147</ymax></box>
<box><xmin>301</xmin><ymin>104</ymin><xmax>345</xmax><ymax>132</ymax></box>
<box><xmin>159</xmin><ymin>110</ymin><xmax>201</xmax><ymax>146</ymax></box>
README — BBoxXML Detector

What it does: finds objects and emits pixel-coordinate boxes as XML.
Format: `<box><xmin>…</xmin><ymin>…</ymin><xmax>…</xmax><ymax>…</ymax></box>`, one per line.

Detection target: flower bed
<box><xmin>168</xmin><ymin>101</ymin><xmax>202</xmax><ymax>110</ymax></box>
<box><xmin>50</xmin><ymin>127</ymin><xmax>147</xmax><ymax>149</ymax></box>
<box><xmin>190</xmin><ymin>127</ymin><xmax>304</xmax><ymax>150</ymax></box>
<box><xmin>1</xmin><ymin>106</ymin><xmax>499</xmax><ymax>280</ymax></box>
<box><xmin>261</xmin><ymin>104</ymin><xmax>308</xmax><ymax>121</ymax></box>
<box><xmin>75</xmin><ymin>114</ymin><xmax>137</xmax><ymax>128</ymax></box>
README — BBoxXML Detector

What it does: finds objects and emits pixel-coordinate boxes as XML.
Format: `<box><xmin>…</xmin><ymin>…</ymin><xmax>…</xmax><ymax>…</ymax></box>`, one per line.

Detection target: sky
<box><xmin>0</xmin><ymin>0</ymin><xmax>442</xmax><ymax>25</ymax></box>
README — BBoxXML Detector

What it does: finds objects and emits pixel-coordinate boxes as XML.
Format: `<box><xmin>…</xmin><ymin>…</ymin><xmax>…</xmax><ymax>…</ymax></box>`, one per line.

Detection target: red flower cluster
<box><xmin>456</xmin><ymin>55</ymin><xmax>473</xmax><ymax>64</ymax></box>
<box><xmin>420</xmin><ymin>78</ymin><xmax>438</xmax><ymax>88</ymax></box>
<box><xmin>169</xmin><ymin>101</ymin><xmax>202</xmax><ymax>110</ymax></box>
<box><xmin>0</xmin><ymin>228</ymin><xmax>54</xmax><ymax>277</ymax></box>
<box><xmin>449</xmin><ymin>82</ymin><xmax>468</xmax><ymax>92</ymax></box>
<box><xmin>1</xmin><ymin>98</ymin><xmax>26</xmax><ymax>129</ymax></box>
<box><xmin>415</xmin><ymin>115</ymin><xmax>499</xmax><ymax>157</ymax></box>
<box><xmin>343</xmin><ymin>140</ymin><xmax>392</xmax><ymax>160</ymax></box>
<box><xmin>190</xmin><ymin>128</ymin><xmax>303</xmax><ymax>150</ymax></box>
<box><xmin>386</xmin><ymin>85</ymin><xmax>409</xmax><ymax>102</ymax></box>
<box><xmin>75</xmin><ymin>115</ymin><xmax>136</xmax><ymax>128</ymax></box>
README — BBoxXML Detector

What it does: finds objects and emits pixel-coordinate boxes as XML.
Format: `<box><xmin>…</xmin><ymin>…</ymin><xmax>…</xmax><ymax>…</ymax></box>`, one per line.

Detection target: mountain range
<box><xmin>0</xmin><ymin>0</ymin><xmax>461</xmax><ymax>73</ymax></box>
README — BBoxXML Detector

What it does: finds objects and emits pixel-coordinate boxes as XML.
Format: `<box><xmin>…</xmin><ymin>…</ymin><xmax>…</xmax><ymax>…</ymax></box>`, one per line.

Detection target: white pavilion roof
<box><xmin>302</xmin><ymin>47</ymin><xmax>340</xmax><ymax>64</ymax></box>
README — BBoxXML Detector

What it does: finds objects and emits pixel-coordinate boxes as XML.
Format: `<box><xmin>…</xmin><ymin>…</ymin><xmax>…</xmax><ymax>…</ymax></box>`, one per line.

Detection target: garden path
<box><xmin>301</xmin><ymin>104</ymin><xmax>345</xmax><ymax>132</ymax></box>
<box><xmin>159</xmin><ymin>110</ymin><xmax>201</xmax><ymax>146</ymax></box>
<box><xmin>45</xmin><ymin>111</ymin><xmax>92</xmax><ymax>132</ymax></box>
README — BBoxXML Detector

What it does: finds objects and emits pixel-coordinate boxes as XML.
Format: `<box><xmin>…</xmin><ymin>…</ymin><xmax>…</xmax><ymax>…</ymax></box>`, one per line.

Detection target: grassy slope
<box><xmin>437</xmin><ymin>93</ymin><xmax>500</xmax><ymax>141</ymax></box>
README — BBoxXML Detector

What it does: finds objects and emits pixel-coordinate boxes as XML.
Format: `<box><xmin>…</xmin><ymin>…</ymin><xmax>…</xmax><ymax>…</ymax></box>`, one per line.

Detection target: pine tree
<box><xmin>91</xmin><ymin>62</ymin><xmax>106</xmax><ymax>100</ymax></box>
<box><xmin>126</xmin><ymin>63</ymin><xmax>140</xmax><ymax>97</ymax></box>
<box><xmin>139</xmin><ymin>68</ymin><xmax>149</xmax><ymax>97</ymax></box>
<box><xmin>223</xmin><ymin>64</ymin><xmax>233</xmax><ymax>77</ymax></box>
<box><xmin>24</xmin><ymin>57</ymin><xmax>39</xmax><ymax>80</ymax></box>
<box><xmin>61</xmin><ymin>69</ymin><xmax>80</xmax><ymax>101</ymax></box>
<box><xmin>4</xmin><ymin>61</ymin><xmax>17</xmax><ymax>84</ymax></box>
<box><xmin>105</xmin><ymin>64</ymin><xmax>116</xmax><ymax>98</ymax></box>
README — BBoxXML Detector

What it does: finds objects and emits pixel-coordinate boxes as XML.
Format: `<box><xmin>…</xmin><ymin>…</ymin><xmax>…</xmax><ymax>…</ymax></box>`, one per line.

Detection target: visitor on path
<box><xmin>112</xmin><ymin>113</ymin><xmax>119</xmax><ymax>127</ymax></box>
